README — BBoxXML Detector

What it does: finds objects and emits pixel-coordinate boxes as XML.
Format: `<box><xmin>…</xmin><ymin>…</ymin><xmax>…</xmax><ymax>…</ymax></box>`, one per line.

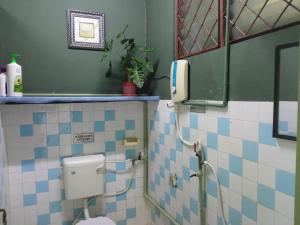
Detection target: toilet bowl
<box><xmin>76</xmin><ymin>216</ymin><xmax>116</xmax><ymax>225</ymax></box>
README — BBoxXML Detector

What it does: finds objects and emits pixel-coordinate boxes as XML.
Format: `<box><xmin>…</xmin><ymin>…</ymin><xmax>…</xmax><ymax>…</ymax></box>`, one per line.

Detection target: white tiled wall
<box><xmin>0</xmin><ymin>102</ymin><xmax>147</xmax><ymax>225</ymax></box>
<box><xmin>0</xmin><ymin>112</ymin><xmax>8</xmax><ymax>209</ymax></box>
<box><xmin>147</xmin><ymin>100</ymin><xmax>296</xmax><ymax>225</ymax></box>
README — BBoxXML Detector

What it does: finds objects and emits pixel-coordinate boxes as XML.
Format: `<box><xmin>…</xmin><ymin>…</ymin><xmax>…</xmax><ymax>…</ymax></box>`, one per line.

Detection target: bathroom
<box><xmin>0</xmin><ymin>0</ymin><xmax>300</xmax><ymax>225</ymax></box>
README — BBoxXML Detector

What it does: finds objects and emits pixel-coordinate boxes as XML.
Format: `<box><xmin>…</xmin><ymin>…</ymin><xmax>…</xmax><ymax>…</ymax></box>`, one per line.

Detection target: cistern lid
<box><xmin>76</xmin><ymin>217</ymin><xmax>116</xmax><ymax>225</ymax></box>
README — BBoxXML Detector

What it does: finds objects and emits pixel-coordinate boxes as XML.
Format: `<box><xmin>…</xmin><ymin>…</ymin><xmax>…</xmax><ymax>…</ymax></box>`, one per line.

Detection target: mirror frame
<box><xmin>273</xmin><ymin>41</ymin><xmax>299</xmax><ymax>141</ymax></box>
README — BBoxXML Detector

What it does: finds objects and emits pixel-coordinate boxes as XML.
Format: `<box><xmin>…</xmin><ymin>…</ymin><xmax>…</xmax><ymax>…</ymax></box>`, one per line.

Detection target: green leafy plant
<box><xmin>101</xmin><ymin>25</ymin><xmax>154</xmax><ymax>88</ymax></box>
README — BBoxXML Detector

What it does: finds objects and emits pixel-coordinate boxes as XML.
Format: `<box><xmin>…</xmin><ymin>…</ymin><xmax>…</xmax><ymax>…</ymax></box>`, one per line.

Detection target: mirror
<box><xmin>273</xmin><ymin>42</ymin><xmax>299</xmax><ymax>141</ymax></box>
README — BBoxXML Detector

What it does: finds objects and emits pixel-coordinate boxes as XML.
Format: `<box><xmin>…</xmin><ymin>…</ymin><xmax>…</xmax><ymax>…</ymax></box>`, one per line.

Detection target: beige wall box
<box><xmin>123</xmin><ymin>137</ymin><xmax>139</xmax><ymax>146</ymax></box>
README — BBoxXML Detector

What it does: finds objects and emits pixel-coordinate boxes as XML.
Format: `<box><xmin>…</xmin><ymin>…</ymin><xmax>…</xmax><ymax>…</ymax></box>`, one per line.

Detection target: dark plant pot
<box><xmin>122</xmin><ymin>82</ymin><xmax>137</xmax><ymax>96</ymax></box>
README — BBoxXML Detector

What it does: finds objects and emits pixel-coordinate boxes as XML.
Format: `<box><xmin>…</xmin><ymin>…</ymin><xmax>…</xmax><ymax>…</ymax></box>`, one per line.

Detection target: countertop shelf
<box><xmin>0</xmin><ymin>95</ymin><xmax>160</xmax><ymax>104</ymax></box>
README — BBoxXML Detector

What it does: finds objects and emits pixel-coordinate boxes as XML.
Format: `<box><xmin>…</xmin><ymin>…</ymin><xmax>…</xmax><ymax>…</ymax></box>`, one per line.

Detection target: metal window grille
<box><xmin>230</xmin><ymin>0</ymin><xmax>300</xmax><ymax>41</ymax></box>
<box><xmin>176</xmin><ymin>0</ymin><xmax>224</xmax><ymax>59</ymax></box>
<box><xmin>176</xmin><ymin>0</ymin><xmax>300</xmax><ymax>58</ymax></box>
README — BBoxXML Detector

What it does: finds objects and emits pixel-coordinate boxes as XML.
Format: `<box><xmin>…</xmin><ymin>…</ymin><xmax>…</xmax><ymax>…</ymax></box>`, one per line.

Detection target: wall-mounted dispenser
<box><xmin>170</xmin><ymin>60</ymin><xmax>189</xmax><ymax>103</ymax></box>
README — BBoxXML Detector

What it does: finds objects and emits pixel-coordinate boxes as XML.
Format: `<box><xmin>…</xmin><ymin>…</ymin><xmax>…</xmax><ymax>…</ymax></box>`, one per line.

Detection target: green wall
<box><xmin>0</xmin><ymin>0</ymin><xmax>146</xmax><ymax>94</ymax></box>
<box><xmin>145</xmin><ymin>0</ymin><xmax>300</xmax><ymax>101</ymax></box>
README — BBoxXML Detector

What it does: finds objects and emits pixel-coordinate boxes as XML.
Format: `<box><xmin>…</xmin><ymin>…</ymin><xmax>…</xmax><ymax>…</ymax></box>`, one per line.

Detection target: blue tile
<box><xmin>63</xmin><ymin>221</ymin><xmax>73</xmax><ymax>225</ymax></box>
<box><xmin>170</xmin><ymin>112</ymin><xmax>176</xmax><ymax>124</ymax></box>
<box><xmin>159</xmin><ymin>134</ymin><xmax>165</xmax><ymax>145</ymax></box>
<box><xmin>164</xmin><ymin>123</ymin><xmax>170</xmax><ymax>135</ymax></box>
<box><xmin>125</xmin><ymin>120</ymin><xmax>135</xmax><ymax>130</ymax></box>
<box><xmin>71</xmin><ymin>111</ymin><xmax>83</xmax><ymax>122</ymax></box>
<box><xmin>218</xmin><ymin>118</ymin><xmax>230</xmax><ymax>136</ymax></box>
<box><xmin>72</xmin><ymin>144</ymin><xmax>83</xmax><ymax>156</ymax></box>
<box><xmin>117</xmin><ymin>220</ymin><xmax>126</xmax><ymax>225</ymax></box>
<box><xmin>116</xmin><ymin>193</ymin><xmax>126</xmax><ymax>201</ymax></box>
<box><xmin>150</xmin><ymin>150</ymin><xmax>155</xmax><ymax>162</ymax></box>
<box><xmin>61</xmin><ymin>189</ymin><xmax>66</xmax><ymax>201</ymax></box>
<box><xmin>159</xmin><ymin>199</ymin><xmax>165</xmax><ymax>209</ymax></box>
<box><xmin>127</xmin><ymin>178</ymin><xmax>136</xmax><ymax>190</ymax></box>
<box><xmin>125</xmin><ymin>149</ymin><xmax>136</xmax><ymax>159</ymax></box>
<box><xmin>154</xmin><ymin>111</ymin><xmax>160</xmax><ymax>121</ymax></box>
<box><xmin>126</xmin><ymin>208</ymin><xmax>136</xmax><ymax>219</ymax></box>
<box><xmin>73</xmin><ymin>208</ymin><xmax>84</xmax><ymax>219</ymax></box>
<box><xmin>259</xmin><ymin>123</ymin><xmax>277</xmax><ymax>146</ymax></box>
<box><xmin>258</xmin><ymin>184</ymin><xmax>275</xmax><ymax>209</ymax></box>
<box><xmin>155</xmin><ymin>174</ymin><xmax>160</xmax><ymax>186</ymax></box>
<box><xmin>116</xmin><ymin>162</ymin><xmax>126</xmax><ymax>171</ymax></box>
<box><xmin>190</xmin><ymin>156</ymin><xmax>198</xmax><ymax>171</ymax></box>
<box><xmin>47</xmin><ymin>134</ymin><xmax>59</xmax><ymax>146</ymax></box>
<box><xmin>33</xmin><ymin>112</ymin><xmax>46</xmax><ymax>124</ymax></box>
<box><xmin>276</xmin><ymin>169</ymin><xmax>295</xmax><ymax>197</ymax></box>
<box><xmin>105</xmin><ymin>110</ymin><xmax>115</xmax><ymax>121</ymax></box>
<box><xmin>155</xmin><ymin>142</ymin><xmax>160</xmax><ymax>153</ymax></box>
<box><xmin>190</xmin><ymin>114</ymin><xmax>198</xmax><ymax>129</ymax></box>
<box><xmin>183</xmin><ymin>167</ymin><xmax>190</xmax><ymax>181</ymax></box>
<box><xmin>164</xmin><ymin>158</ymin><xmax>170</xmax><ymax>170</ymax></box>
<box><xmin>36</xmin><ymin>181</ymin><xmax>49</xmax><ymax>193</ymax></box>
<box><xmin>105</xmin><ymin>141</ymin><xmax>116</xmax><ymax>152</ymax></box>
<box><xmin>50</xmin><ymin>201</ymin><xmax>62</xmax><ymax>213</ymax></box>
<box><xmin>48</xmin><ymin>168</ymin><xmax>60</xmax><ymax>180</ymax></box>
<box><xmin>207</xmin><ymin>132</ymin><xmax>218</xmax><ymax>150</ymax></box>
<box><xmin>242</xmin><ymin>196</ymin><xmax>257</xmax><ymax>221</ymax></box>
<box><xmin>176</xmin><ymin>139</ymin><xmax>183</xmax><ymax>152</ymax></box>
<box><xmin>38</xmin><ymin>214</ymin><xmax>50</xmax><ymax>225</ymax></box>
<box><xmin>190</xmin><ymin>198</ymin><xmax>198</xmax><ymax>215</ymax></box>
<box><xmin>182</xmin><ymin>206</ymin><xmax>190</xmax><ymax>222</ymax></box>
<box><xmin>218</xmin><ymin>168</ymin><xmax>229</xmax><ymax>188</ymax></box>
<box><xmin>164</xmin><ymin>192</ymin><xmax>170</xmax><ymax>205</ymax></box>
<box><xmin>106</xmin><ymin>171</ymin><xmax>116</xmax><ymax>182</ymax></box>
<box><xmin>34</xmin><ymin>147</ymin><xmax>47</xmax><ymax>159</ymax></box>
<box><xmin>229</xmin><ymin>207</ymin><xmax>242</xmax><ymax>225</ymax></box>
<box><xmin>279</xmin><ymin>121</ymin><xmax>288</xmax><ymax>132</ymax></box>
<box><xmin>243</xmin><ymin>140</ymin><xmax>258</xmax><ymax>162</ymax></box>
<box><xmin>176</xmin><ymin>213</ymin><xmax>183</xmax><ymax>224</ymax></box>
<box><xmin>207</xmin><ymin>178</ymin><xmax>218</xmax><ymax>198</ymax></box>
<box><xmin>115</xmin><ymin>130</ymin><xmax>125</xmax><ymax>141</ymax></box>
<box><xmin>217</xmin><ymin>217</ymin><xmax>224</xmax><ymax>225</ymax></box>
<box><xmin>229</xmin><ymin>154</ymin><xmax>243</xmax><ymax>176</ymax></box>
<box><xmin>21</xmin><ymin>159</ymin><xmax>35</xmax><ymax>172</ymax></box>
<box><xmin>170</xmin><ymin>187</ymin><xmax>176</xmax><ymax>198</ymax></box>
<box><xmin>23</xmin><ymin>193</ymin><xmax>37</xmax><ymax>206</ymax></box>
<box><xmin>170</xmin><ymin>149</ymin><xmax>176</xmax><ymax>161</ymax></box>
<box><xmin>59</xmin><ymin>123</ymin><xmax>71</xmax><ymax>134</ymax></box>
<box><xmin>182</xmin><ymin>127</ymin><xmax>190</xmax><ymax>140</ymax></box>
<box><xmin>20</xmin><ymin>124</ymin><xmax>33</xmax><ymax>137</ymax></box>
<box><xmin>94</xmin><ymin>121</ymin><xmax>105</xmax><ymax>132</ymax></box>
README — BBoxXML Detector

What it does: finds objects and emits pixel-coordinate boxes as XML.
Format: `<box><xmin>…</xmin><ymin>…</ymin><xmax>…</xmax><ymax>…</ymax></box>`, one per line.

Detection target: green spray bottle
<box><xmin>6</xmin><ymin>54</ymin><xmax>23</xmax><ymax>96</ymax></box>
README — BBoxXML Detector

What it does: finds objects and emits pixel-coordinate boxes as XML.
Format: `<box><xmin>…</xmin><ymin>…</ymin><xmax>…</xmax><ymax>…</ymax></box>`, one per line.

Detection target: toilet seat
<box><xmin>76</xmin><ymin>216</ymin><xmax>116</xmax><ymax>225</ymax></box>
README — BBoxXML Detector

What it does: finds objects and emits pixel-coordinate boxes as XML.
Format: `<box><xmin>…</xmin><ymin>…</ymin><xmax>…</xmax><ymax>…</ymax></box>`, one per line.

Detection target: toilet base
<box><xmin>76</xmin><ymin>216</ymin><xmax>116</xmax><ymax>225</ymax></box>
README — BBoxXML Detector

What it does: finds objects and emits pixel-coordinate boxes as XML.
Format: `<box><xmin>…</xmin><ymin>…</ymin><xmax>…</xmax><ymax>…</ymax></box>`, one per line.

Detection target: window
<box><xmin>176</xmin><ymin>0</ymin><xmax>300</xmax><ymax>59</ymax></box>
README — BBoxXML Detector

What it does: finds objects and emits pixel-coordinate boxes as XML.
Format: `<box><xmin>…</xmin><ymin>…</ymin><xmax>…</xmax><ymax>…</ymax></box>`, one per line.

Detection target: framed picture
<box><xmin>67</xmin><ymin>9</ymin><xmax>105</xmax><ymax>50</ymax></box>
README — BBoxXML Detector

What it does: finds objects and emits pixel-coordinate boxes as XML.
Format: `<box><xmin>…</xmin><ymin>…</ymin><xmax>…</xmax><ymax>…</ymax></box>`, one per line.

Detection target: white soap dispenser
<box><xmin>6</xmin><ymin>54</ymin><xmax>23</xmax><ymax>96</ymax></box>
<box><xmin>0</xmin><ymin>65</ymin><xmax>6</xmax><ymax>97</ymax></box>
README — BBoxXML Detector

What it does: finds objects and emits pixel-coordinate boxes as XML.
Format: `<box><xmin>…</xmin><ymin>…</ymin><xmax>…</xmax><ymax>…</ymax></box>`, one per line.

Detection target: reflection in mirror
<box><xmin>273</xmin><ymin>42</ymin><xmax>299</xmax><ymax>141</ymax></box>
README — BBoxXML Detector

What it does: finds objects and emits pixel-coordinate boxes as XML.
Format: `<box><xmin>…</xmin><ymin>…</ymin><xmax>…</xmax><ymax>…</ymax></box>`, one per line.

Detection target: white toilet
<box><xmin>62</xmin><ymin>154</ymin><xmax>116</xmax><ymax>225</ymax></box>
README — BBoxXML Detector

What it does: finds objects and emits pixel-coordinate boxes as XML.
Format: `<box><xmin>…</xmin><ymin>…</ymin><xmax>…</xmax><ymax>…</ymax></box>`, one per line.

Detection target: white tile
<box><xmin>242</xmin><ymin>179</ymin><xmax>257</xmax><ymax>201</ymax></box>
<box><xmin>259</xmin><ymin>144</ymin><xmax>278</xmax><ymax>167</ymax></box>
<box><xmin>242</xmin><ymin>102</ymin><xmax>259</xmax><ymax>122</ymax></box>
<box><xmin>228</xmin><ymin>101</ymin><xmax>243</xmax><ymax>120</ymax></box>
<box><xmin>257</xmin><ymin>204</ymin><xmax>275</xmax><ymax>225</ymax></box>
<box><xmin>59</xmin><ymin>111</ymin><xmax>71</xmax><ymax>123</ymax></box>
<box><xmin>242</xmin><ymin>121</ymin><xmax>258</xmax><ymax>142</ymax></box>
<box><xmin>46</xmin><ymin>123</ymin><xmax>58</xmax><ymax>135</ymax></box>
<box><xmin>230</xmin><ymin>119</ymin><xmax>243</xmax><ymax>139</ymax></box>
<box><xmin>229</xmin><ymin>190</ymin><xmax>241</xmax><ymax>211</ymax></box>
<box><xmin>275</xmin><ymin>191</ymin><xmax>294</xmax><ymax>219</ymax></box>
<box><xmin>274</xmin><ymin>213</ymin><xmax>293</xmax><ymax>225</ymax></box>
<box><xmin>258</xmin><ymin>164</ymin><xmax>275</xmax><ymax>188</ymax></box>
<box><xmin>243</xmin><ymin>160</ymin><xmax>258</xmax><ymax>182</ymax></box>
<box><xmin>229</xmin><ymin>173</ymin><xmax>242</xmax><ymax>194</ymax></box>
<box><xmin>259</xmin><ymin>102</ymin><xmax>273</xmax><ymax>123</ymax></box>
<box><xmin>46</xmin><ymin>112</ymin><xmax>58</xmax><ymax>123</ymax></box>
<box><xmin>207</xmin><ymin>116</ymin><xmax>218</xmax><ymax>133</ymax></box>
<box><xmin>229</xmin><ymin>137</ymin><xmax>243</xmax><ymax>157</ymax></box>
<box><xmin>23</xmin><ymin>182</ymin><xmax>36</xmax><ymax>194</ymax></box>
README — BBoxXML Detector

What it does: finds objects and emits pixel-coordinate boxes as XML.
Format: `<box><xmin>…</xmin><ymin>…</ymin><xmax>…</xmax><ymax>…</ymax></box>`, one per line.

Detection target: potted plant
<box><xmin>101</xmin><ymin>25</ymin><xmax>154</xmax><ymax>96</ymax></box>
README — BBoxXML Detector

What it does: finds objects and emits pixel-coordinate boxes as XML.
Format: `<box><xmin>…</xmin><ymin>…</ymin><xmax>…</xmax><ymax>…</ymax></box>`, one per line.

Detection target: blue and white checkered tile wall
<box><xmin>278</xmin><ymin>101</ymin><xmax>297</xmax><ymax>136</ymax></box>
<box><xmin>0</xmin><ymin>102</ymin><xmax>147</xmax><ymax>225</ymax></box>
<box><xmin>0</xmin><ymin>112</ymin><xmax>8</xmax><ymax>209</ymax></box>
<box><xmin>147</xmin><ymin>100</ymin><xmax>296</xmax><ymax>225</ymax></box>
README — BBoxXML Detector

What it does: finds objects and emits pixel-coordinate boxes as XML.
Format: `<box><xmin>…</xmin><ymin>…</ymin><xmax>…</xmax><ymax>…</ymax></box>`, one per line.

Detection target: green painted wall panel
<box><xmin>1</xmin><ymin>0</ymin><xmax>145</xmax><ymax>94</ymax></box>
<box><xmin>145</xmin><ymin>0</ymin><xmax>300</xmax><ymax>101</ymax></box>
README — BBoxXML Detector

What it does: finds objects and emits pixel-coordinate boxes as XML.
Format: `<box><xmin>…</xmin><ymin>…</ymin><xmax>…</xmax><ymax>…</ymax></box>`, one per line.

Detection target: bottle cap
<box><xmin>10</xmin><ymin>54</ymin><xmax>20</xmax><ymax>63</ymax></box>
<box><xmin>0</xmin><ymin>65</ymin><xmax>6</xmax><ymax>73</ymax></box>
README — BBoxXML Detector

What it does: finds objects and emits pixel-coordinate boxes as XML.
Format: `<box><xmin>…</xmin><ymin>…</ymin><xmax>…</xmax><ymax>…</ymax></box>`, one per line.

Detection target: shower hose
<box><xmin>174</xmin><ymin>104</ymin><xmax>230</xmax><ymax>225</ymax></box>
